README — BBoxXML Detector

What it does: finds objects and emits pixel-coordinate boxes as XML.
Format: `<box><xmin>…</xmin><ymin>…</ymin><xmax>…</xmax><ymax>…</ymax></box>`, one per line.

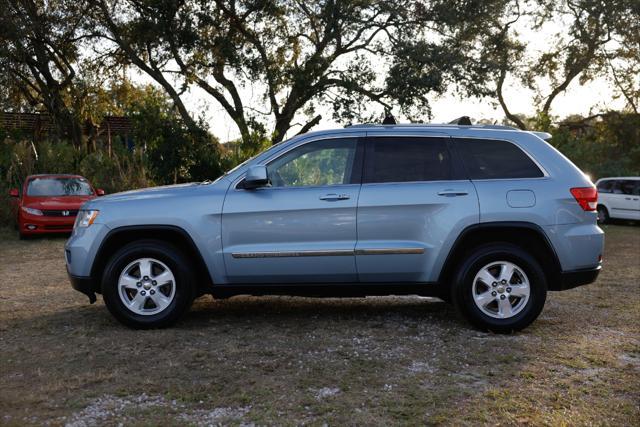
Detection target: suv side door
<box><xmin>355</xmin><ymin>134</ymin><xmax>479</xmax><ymax>283</ymax></box>
<box><xmin>221</xmin><ymin>136</ymin><xmax>364</xmax><ymax>283</ymax></box>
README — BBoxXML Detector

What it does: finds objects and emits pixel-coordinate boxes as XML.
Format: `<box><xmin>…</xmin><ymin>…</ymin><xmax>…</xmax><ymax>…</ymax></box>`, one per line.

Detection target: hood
<box><xmin>23</xmin><ymin>195</ymin><xmax>96</xmax><ymax>210</ymax></box>
<box><xmin>82</xmin><ymin>182</ymin><xmax>217</xmax><ymax>210</ymax></box>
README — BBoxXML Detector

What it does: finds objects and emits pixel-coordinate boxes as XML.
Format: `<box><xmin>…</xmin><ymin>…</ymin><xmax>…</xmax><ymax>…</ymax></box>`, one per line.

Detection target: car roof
<box><xmin>596</xmin><ymin>177</ymin><xmax>640</xmax><ymax>181</ymax></box>
<box><xmin>298</xmin><ymin>123</ymin><xmax>552</xmax><ymax>141</ymax></box>
<box><xmin>27</xmin><ymin>174</ymin><xmax>86</xmax><ymax>179</ymax></box>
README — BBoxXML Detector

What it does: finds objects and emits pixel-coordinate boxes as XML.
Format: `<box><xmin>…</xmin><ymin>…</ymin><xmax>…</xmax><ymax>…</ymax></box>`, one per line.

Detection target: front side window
<box><xmin>597</xmin><ymin>180</ymin><xmax>613</xmax><ymax>193</ymax></box>
<box><xmin>267</xmin><ymin>138</ymin><xmax>357</xmax><ymax>188</ymax></box>
<box><xmin>456</xmin><ymin>139</ymin><xmax>544</xmax><ymax>179</ymax></box>
<box><xmin>364</xmin><ymin>137</ymin><xmax>452</xmax><ymax>183</ymax></box>
<box><xmin>27</xmin><ymin>177</ymin><xmax>93</xmax><ymax>196</ymax></box>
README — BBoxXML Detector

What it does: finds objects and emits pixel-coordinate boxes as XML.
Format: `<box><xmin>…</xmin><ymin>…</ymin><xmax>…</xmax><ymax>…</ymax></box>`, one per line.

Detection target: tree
<box><xmin>0</xmin><ymin>0</ymin><xmax>90</xmax><ymax>145</ymax></box>
<box><xmin>491</xmin><ymin>0</ymin><xmax>640</xmax><ymax>129</ymax></box>
<box><xmin>88</xmin><ymin>0</ymin><xmax>514</xmax><ymax>147</ymax></box>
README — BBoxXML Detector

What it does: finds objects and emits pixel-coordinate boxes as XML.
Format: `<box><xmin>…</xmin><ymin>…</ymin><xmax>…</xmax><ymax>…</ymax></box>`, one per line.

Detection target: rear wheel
<box><xmin>452</xmin><ymin>243</ymin><xmax>547</xmax><ymax>333</ymax></box>
<box><xmin>101</xmin><ymin>240</ymin><xmax>196</xmax><ymax>329</ymax></box>
<box><xmin>597</xmin><ymin>205</ymin><xmax>609</xmax><ymax>224</ymax></box>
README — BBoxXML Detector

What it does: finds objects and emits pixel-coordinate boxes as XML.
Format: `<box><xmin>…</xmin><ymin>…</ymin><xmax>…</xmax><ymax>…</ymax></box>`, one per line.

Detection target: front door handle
<box><xmin>319</xmin><ymin>193</ymin><xmax>350</xmax><ymax>201</ymax></box>
<box><xmin>437</xmin><ymin>190</ymin><xmax>469</xmax><ymax>197</ymax></box>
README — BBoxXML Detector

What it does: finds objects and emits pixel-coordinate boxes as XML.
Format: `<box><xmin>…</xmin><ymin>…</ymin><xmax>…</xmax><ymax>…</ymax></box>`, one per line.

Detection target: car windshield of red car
<box><xmin>27</xmin><ymin>177</ymin><xmax>94</xmax><ymax>196</ymax></box>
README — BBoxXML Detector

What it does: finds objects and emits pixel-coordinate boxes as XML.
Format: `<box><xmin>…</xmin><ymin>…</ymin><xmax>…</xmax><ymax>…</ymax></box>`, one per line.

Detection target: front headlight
<box><xmin>74</xmin><ymin>210</ymin><xmax>99</xmax><ymax>228</ymax></box>
<box><xmin>21</xmin><ymin>206</ymin><xmax>43</xmax><ymax>216</ymax></box>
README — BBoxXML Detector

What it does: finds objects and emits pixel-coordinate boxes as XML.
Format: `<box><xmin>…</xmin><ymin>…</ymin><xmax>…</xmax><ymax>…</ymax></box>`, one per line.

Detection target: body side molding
<box><xmin>232</xmin><ymin>247</ymin><xmax>425</xmax><ymax>258</ymax></box>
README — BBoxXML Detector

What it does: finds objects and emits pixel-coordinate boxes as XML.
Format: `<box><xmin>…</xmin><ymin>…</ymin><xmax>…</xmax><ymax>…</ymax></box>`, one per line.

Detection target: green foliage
<box><xmin>549</xmin><ymin>113</ymin><xmax>640</xmax><ymax>179</ymax></box>
<box><xmin>78</xmin><ymin>148</ymin><xmax>151</xmax><ymax>194</ymax></box>
<box><xmin>126</xmin><ymin>86</ymin><xmax>225</xmax><ymax>183</ymax></box>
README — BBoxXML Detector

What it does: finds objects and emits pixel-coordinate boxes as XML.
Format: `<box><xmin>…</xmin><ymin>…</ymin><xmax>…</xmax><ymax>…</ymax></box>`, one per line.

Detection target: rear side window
<box><xmin>456</xmin><ymin>139</ymin><xmax>544</xmax><ymax>179</ymax></box>
<box><xmin>364</xmin><ymin>137</ymin><xmax>452</xmax><ymax>183</ymax></box>
<box><xmin>612</xmin><ymin>180</ymin><xmax>638</xmax><ymax>195</ymax></box>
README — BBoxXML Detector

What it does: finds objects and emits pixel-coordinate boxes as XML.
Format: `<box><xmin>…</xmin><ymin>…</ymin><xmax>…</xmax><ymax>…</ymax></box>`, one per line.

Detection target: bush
<box><xmin>78</xmin><ymin>146</ymin><xmax>153</xmax><ymax>193</ymax></box>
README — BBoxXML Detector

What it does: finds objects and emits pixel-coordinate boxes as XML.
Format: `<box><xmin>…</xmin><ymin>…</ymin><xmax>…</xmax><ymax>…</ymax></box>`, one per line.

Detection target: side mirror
<box><xmin>244</xmin><ymin>165</ymin><xmax>269</xmax><ymax>189</ymax></box>
<box><xmin>9</xmin><ymin>188</ymin><xmax>19</xmax><ymax>198</ymax></box>
<box><xmin>96</xmin><ymin>189</ymin><xmax>105</xmax><ymax>196</ymax></box>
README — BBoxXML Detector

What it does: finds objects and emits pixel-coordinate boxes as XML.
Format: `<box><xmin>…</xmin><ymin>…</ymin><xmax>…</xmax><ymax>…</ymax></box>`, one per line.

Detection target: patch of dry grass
<box><xmin>0</xmin><ymin>225</ymin><xmax>638</xmax><ymax>425</ymax></box>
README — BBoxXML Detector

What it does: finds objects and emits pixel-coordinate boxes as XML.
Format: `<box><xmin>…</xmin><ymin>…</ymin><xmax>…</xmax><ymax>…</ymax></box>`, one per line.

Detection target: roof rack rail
<box><xmin>346</xmin><ymin>122</ymin><xmax>518</xmax><ymax>130</ymax></box>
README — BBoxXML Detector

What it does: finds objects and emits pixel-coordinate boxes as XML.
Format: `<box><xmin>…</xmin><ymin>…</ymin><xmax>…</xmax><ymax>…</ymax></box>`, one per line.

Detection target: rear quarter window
<box><xmin>455</xmin><ymin>139</ymin><xmax>544</xmax><ymax>180</ymax></box>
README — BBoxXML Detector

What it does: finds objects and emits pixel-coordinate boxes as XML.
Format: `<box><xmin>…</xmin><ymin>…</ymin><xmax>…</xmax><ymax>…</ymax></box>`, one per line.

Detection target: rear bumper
<box><xmin>555</xmin><ymin>265</ymin><xmax>601</xmax><ymax>291</ymax></box>
<box><xmin>68</xmin><ymin>270</ymin><xmax>98</xmax><ymax>303</ymax></box>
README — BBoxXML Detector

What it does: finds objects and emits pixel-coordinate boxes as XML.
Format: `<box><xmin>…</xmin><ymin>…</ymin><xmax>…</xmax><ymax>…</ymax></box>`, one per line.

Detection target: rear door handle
<box><xmin>437</xmin><ymin>190</ymin><xmax>469</xmax><ymax>197</ymax></box>
<box><xmin>319</xmin><ymin>193</ymin><xmax>350</xmax><ymax>201</ymax></box>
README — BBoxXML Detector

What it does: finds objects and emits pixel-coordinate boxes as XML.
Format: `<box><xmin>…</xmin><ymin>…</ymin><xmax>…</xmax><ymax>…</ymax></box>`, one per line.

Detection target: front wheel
<box><xmin>101</xmin><ymin>240</ymin><xmax>196</xmax><ymax>329</ymax></box>
<box><xmin>452</xmin><ymin>243</ymin><xmax>547</xmax><ymax>333</ymax></box>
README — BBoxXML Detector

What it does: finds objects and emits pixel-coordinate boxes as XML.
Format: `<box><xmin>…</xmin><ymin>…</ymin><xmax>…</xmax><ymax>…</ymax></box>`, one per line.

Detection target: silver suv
<box><xmin>66</xmin><ymin>123</ymin><xmax>604</xmax><ymax>332</ymax></box>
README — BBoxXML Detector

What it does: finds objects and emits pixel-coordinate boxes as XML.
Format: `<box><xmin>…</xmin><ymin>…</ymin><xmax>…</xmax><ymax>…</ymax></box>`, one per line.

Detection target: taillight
<box><xmin>570</xmin><ymin>187</ymin><xmax>598</xmax><ymax>211</ymax></box>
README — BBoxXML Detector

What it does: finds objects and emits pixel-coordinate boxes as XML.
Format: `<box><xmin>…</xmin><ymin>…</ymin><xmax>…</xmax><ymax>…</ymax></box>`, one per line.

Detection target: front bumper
<box><xmin>20</xmin><ymin>213</ymin><xmax>76</xmax><ymax>234</ymax></box>
<box><xmin>68</xmin><ymin>270</ymin><xmax>99</xmax><ymax>303</ymax></box>
<box><xmin>556</xmin><ymin>265</ymin><xmax>601</xmax><ymax>291</ymax></box>
<box><xmin>65</xmin><ymin>223</ymin><xmax>109</xmax><ymax>277</ymax></box>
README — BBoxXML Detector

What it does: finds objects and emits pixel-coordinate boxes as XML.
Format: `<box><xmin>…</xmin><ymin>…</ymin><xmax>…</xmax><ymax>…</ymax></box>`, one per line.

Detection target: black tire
<box><xmin>452</xmin><ymin>243</ymin><xmax>547</xmax><ymax>333</ymax></box>
<box><xmin>597</xmin><ymin>205</ymin><xmax>609</xmax><ymax>224</ymax></box>
<box><xmin>101</xmin><ymin>239</ymin><xmax>196</xmax><ymax>329</ymax></box>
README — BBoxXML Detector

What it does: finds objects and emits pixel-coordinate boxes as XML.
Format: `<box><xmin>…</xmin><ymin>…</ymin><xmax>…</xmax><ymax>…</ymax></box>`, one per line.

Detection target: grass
<box><xmin>0</xmin><ymin>224</ymin><xmax>638</xmax><ymax>426</ymax></box>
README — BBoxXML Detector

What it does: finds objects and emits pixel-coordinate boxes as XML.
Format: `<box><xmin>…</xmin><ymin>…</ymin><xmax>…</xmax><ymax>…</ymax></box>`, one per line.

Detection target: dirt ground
<box><xmin>0</xmin><ymin>224</ymin><xmax>638</xmax><ymax>426</ymax></box>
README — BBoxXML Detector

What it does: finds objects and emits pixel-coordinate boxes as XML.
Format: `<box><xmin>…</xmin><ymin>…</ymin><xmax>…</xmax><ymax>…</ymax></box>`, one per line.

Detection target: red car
<box><xmin>9</xmin><ymin>174</ymin><xmax>104</xmax><ymax>238</ymax></box>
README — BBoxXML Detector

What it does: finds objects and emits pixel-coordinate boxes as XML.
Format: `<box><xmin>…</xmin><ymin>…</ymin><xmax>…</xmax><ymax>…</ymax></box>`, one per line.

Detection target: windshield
<box><xmin>27</xmin><ymin>177</ymin><xmax>94</xmax><ymax>196</ymax></box>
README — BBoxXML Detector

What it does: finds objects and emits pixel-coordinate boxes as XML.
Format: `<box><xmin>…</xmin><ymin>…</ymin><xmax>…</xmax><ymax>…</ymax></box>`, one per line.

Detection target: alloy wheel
<box><xmin>471</xmin><ymin>261</ymin><xmax>531</xmax><ymax>319</ymax></box>
<box><xmin>117</xmin><ymin>257</ymin><xmax>176</xmax><ymax>315</ymax></box>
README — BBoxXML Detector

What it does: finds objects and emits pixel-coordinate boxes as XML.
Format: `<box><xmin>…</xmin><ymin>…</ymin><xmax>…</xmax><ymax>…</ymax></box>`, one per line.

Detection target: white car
<box><xmin>595</xmin><ymin>177</ymin><xmax>640</xmax><ymax>223</ymax></box>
